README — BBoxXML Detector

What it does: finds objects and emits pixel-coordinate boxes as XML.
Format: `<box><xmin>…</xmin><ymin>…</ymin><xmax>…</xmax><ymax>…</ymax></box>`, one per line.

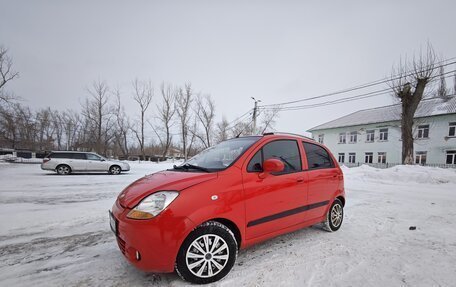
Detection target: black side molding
<box><xmin>247</xmin><ymin>200</ymin><xmax>330</xmax><ymax>227</ymax></box>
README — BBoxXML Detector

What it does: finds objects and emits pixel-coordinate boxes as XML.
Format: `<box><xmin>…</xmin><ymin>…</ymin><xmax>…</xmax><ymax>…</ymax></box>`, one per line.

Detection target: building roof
<box><xmin>308</xmin><ymin>96</ymin><xmax>456</xmax><ymax>131</ymax></box>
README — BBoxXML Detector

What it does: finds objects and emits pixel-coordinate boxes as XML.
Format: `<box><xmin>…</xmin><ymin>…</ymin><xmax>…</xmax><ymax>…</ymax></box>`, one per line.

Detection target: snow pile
<box><xmin>342</xmin><ymin>164</ymin><xmax>456</xmax><ymax>184</ymax></box>
<box><xmin>0</xmin><ymin>154</ymin><xmax>43</xmax><ymax>164</ymax></box>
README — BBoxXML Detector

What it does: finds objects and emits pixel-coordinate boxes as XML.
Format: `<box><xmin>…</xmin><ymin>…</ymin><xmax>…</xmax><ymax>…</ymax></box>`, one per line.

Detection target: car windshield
<box><xmin>180</xmin><ymin>137</ymin><xmax>260</xmax><ymax>171</ymax></box>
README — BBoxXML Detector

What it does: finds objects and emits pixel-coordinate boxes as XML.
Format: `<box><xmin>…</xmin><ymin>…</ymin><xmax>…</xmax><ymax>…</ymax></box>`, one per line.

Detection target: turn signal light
<box><xmin>126</xmin><ymin>210</ymin><xmax>154</xmax><ymax>220</ymax></box>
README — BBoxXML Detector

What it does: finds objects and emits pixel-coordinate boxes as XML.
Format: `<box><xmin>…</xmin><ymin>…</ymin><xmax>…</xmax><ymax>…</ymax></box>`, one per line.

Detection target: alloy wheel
<box><xmin>185</xmin><ymin>234</ymin><xmax>230</xmax><ymax>278</ymax></box>
<box><xmin>330</xmin><ymin>203</ymin><xmax>343</xmax><ymax>228</ymax></box>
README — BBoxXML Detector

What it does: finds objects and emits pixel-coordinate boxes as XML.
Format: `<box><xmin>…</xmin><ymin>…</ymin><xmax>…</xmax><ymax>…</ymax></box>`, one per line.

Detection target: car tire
<box><xmin>323</xmin><ymin>198</ymin><xmax>344</xmax><ymax>232</ymax></box>
<box><xmin>175</xmin><ymin>221</ymin><xmax>238</xmax><ymax>284</ymax></box>
<box><xmin>56</xmin><ymin>164</ymin><xmax>71</xmax><ymax>175</ymax></box>
<box><xmin>109</xmin><ymin>165</ymin><xmax>121</xmax><ymax>175</ymax></box>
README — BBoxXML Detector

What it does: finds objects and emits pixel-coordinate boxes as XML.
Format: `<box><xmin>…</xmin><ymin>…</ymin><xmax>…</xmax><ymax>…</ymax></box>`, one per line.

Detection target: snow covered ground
<box><xmin>1</xmin><ymin>162</ymin><xmax>455</xmax><ymax>286</ymax></box>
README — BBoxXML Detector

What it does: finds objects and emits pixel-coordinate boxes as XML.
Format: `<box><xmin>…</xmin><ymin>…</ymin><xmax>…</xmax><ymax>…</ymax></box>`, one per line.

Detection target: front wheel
<box><xmin>323</xmin><ymin>198</ymin><xmax>344</xmax><ymax>232</ymax></box>
<box><xmin>175</xmin><ymin>221</ymin><xmax>237</xmax><ymax>284</ymax></box>
<box><xmin>109</xmin><ymin>165</ymin><xmax>121</xmax><ymax>175</ymax></box>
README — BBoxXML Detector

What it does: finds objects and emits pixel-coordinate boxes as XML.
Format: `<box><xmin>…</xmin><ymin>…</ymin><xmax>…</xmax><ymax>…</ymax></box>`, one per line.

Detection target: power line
<box><xmin>260</xmin><ymin>58</ymin><xmax>456</xmax><ymax>108</ymax></box>
<box><xmin>225</xmin><ymin>109</ymin><xmax>253</xmax><ymax>130</ymax></box>
<box><xmin>260</xmin><ymin>71</ymin><xmax>456</xmax><ymax>112</ymax></box>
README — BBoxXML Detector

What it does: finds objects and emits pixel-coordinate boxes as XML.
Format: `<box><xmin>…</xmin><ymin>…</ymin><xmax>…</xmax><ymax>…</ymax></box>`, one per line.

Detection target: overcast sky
<box><xmin>1</xmin><ymin>0</ymin><xmax>455</xmax><ymax>137</ymax></box>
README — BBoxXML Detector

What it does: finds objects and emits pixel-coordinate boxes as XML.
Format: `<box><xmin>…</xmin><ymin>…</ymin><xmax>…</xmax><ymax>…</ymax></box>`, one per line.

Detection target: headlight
<box><xmin>127</xmin><ymin>191</ymin><xmax>179</xmax><ymax>220</ymax></box>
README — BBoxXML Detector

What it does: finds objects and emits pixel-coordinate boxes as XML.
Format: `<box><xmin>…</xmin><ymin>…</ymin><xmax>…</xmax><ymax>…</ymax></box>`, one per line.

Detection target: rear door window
<box><xmin>72</xmin><ymin>153</ymin><xmax>86</xmax><ymax>160</ymax></box>
<box><xmin>303</xmin><ymin>142</ymin><xmax>334</xmax><ymax>170</ymax></box>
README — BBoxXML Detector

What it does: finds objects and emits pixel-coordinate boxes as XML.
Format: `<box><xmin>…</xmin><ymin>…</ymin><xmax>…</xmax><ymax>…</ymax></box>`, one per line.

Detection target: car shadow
<box><xmin>42</xmin><ymin>172</ymin><xmax>130</xmax><ymax>176</ymax></box>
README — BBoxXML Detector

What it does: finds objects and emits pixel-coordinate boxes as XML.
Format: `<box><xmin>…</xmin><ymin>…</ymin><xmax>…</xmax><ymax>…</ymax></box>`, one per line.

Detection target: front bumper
<box><xmin>110</xmin><ymin>200</ymin><xmax>195</xmax><ymax>273</ymax></box>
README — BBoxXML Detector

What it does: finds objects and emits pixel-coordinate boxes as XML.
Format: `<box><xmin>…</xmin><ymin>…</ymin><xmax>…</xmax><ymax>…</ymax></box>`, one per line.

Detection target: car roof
<box><xmin>50</xmin><ymin>151</ymin><xmax>93</xmax><ymax>154</ymax></box>
<box><xmin>237</xmin><ymin>132</ymin><xmax>315</xmax><ymax>142</ymax></box>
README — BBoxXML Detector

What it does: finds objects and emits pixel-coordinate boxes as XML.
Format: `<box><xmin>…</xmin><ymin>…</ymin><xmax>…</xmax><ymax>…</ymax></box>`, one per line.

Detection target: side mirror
<box><xmin>259</xmin><ymin>158</ymin><xmax>284</xmax><ymax>179</ymax></box>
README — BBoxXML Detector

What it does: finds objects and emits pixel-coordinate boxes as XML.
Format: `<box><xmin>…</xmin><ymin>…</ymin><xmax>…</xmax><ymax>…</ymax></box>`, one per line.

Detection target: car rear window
<box><xmin>72</xmin><ymin>153</ymin><xmax>86</xmax><ymax>160</ymax></box>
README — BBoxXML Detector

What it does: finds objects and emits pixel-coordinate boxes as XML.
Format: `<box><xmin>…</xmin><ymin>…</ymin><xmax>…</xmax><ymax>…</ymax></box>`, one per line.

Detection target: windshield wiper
<box><xmin>172</xmin><ymin>163</ymin><xmax>210</xmax><ymax>173</ymax></box>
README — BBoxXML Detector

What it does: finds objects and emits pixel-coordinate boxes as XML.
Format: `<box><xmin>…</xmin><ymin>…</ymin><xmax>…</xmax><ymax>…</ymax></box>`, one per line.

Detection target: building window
<box><xmin>338</xmin><ymin>153</ymin><xmax>345</xmax><ymax>163</ymax></box>
<box><xmin>339</xmin><ymin>133</ymin><xmax>346</xmax><ymax>144</ymax></box>
<box><xmin>417</xmin><ymin>124</ymin><xmax>429</xmax><ymax>139</ymax></box>
<box><xmin>318</xmin><ymin>134</ymin><xmax>324</xmax><ymax>144</ymax></box>
<box><xmin>446</xmin><ymin>151</ymin><xmax>456</xmax><ymax>164</ymax></box>
<box><xmin>349</xmin><ymin>131</ymin><xmax>357</xmax><ymax>143</ymax></box>
<box><xmin>378</xmin><ymin>152</ymin><xmax>386</xmax><ymax>164</ymax></box>
<box><xmin>348</xmin><ymin>153</ymin><xmax>356</xmax><ymax>163</ymax></box>
<box><xmin>449</xmin><ymin>122</ymin><xmax>456</xmax><ymax>137</ymax></box>
<box><xmin>366</xmin><ymin>130</ymin><xmax>374</xmax><ymax>142</ymax></box>
<box><xmin>379</xmin><ymin>128</ymin><xmax>388</xmax><ymax>141</ymax></box>
<box><xmin>415</xmin><ymin>151</ymin><xmax>427</xmax><ymax>165</ymax></box>
<box><xmin>364</xmin><ymin>152</ymin><xmax>373</xmax><ymax>163</ymax></box>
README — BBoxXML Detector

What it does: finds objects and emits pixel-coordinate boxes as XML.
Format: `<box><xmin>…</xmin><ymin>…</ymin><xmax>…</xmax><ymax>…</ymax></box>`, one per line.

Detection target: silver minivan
<box><xmin>41</xmin><ymin>151</ymin><xmax>130</xmax><ymax>175</ymax></box>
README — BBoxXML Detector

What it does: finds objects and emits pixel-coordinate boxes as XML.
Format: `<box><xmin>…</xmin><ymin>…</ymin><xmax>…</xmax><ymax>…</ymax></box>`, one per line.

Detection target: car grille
<box><xmin>117</xmin><ymin>237</ymin><xmax>126</xmax><ymax>255</ymax></box>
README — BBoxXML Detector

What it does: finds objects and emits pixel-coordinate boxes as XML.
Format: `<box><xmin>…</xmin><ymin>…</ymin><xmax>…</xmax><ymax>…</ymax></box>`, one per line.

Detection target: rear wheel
<box><xmin>323</xmin><ymin>198</ymin><xmax>344</xmax><ymax>232</ymax></box>
<box><xmin>175</xmin><ymin>221</ymin><xmax>237</xmax><ymax>284</ymax></box>
<box><xmin>109</xmin><ymin>165</ymin><xmax>121</xmax><ymax>175</ymax></box>
<box><xmin>56</xmin><ymin>164</ymin><xmax>71</xmax><ymax>175</ymax></box>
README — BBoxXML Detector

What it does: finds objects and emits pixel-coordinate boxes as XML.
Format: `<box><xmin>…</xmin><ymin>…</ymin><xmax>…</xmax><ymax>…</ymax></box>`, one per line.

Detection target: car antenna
<box><xmin>235</xmin><ymin>118</ymin><xmax>255</xmax><ymax>138</ymax></box>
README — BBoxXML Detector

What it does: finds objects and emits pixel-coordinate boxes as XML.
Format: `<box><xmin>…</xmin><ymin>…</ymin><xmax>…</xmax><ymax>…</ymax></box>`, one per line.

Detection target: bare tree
<box><xmin>175</xmin><ymin>83</ymin><xmax>193</xmax><ymax>160</ymax></box>
<box><xmin>259</xmin><ymin>107</ymin><xmax>280</xmax><ymax>134</ymax></box>
<box><xmin>62</xmin><ymin>110</ymin><xmax>81</xmax><ymax>150</ymax></box>
<box><xmin>0</xmin><ymin>46</ymin><xmax>19</xmax><ymax>105</ymax></box>
<box><xmin>194</xmin><ymin>94</ymin><xmax>216</xmax><ymax>148</ymax></box>
<box><xmin>215</xmin><ymin>116</ymin><xmax>230</xmax><ymax>143</ymax></box>
<box><xmin>453</xmin><ymin>71</ymin><xmax>456</xmax><ymax>96</ymax></box>
<box><xmin>0</xmin><ymin>105</ymin><xmax>18</xmax><ymax>148</ymax></box>
<box><xmin>113</xmin><ymin>89</ymin><xmax>131</xmax><ymax>158</ymax></box>
<box><xmin>390</xmin><ymin>44</ymin><xmax>437</xmax><ymax>164</ymax></box>
<box><xmin>82</xmin><ymin>80</ymin><xmax>114</xmax><ymax>155</ymax></box>
<box><xmin>132</xmin><ymin>79</ymin><xmax>153</xmax><ymax>159</ymax></box>
<box><xmin>230</xmin><ymin>120</ymin><xmax>253</xmax><ymax>138</ymax></box>
<box><xmin>155</xmin><ymin>83</ymin><xmax>176</xmax><ymax>159</ymax></box>
<box><xmin>436</xmin><ymin>65</ymin><xmax>449</xmax><ymax>100</ymax></box>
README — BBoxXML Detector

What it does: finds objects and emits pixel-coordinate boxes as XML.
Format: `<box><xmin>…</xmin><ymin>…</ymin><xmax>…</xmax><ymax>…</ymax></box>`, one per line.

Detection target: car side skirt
<box><xmin>242</xmin><ymin>215</ymin><xmax>327</xmax><ymax>249</ymax></box>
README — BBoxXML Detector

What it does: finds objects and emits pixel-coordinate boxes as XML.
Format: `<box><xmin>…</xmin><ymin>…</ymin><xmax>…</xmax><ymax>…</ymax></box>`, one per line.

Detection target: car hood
<box><xmin>118</xmin><ymin>170</ymin><xmax>217</xmax><ymax>208</ymax></box>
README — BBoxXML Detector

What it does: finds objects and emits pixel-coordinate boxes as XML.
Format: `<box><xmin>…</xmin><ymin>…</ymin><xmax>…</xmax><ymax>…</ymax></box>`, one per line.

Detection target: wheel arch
<box><xmin>336</xmin><ymin>195</ymin><xmax>345</xmax><ymax>207</ymax></box>
<box><xmin>200</xmin><ymin>218</ymin><xmax>242</xmax><ymax>249</ymax></box>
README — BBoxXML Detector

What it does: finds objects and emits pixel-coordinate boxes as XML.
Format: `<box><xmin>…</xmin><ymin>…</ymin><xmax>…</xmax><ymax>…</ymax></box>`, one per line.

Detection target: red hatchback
<box><xmin>110</xmin><ymin>133</ymin><xmax>345</xmax><ymax>284</ymax></box>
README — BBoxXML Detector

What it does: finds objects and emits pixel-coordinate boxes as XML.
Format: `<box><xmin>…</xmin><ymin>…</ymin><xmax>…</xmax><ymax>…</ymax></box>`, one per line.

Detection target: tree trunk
<box><xmin>401</xmin><ymin>104</ymin><xmax>415</xmax><ymax>164</ymax></box>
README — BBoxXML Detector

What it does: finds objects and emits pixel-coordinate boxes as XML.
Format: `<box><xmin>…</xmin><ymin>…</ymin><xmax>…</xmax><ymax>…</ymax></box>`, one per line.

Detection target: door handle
<box><xmin>297</xmin><ymin>177</ymin><xmax>304</xmax><ymax>183</ymax></box>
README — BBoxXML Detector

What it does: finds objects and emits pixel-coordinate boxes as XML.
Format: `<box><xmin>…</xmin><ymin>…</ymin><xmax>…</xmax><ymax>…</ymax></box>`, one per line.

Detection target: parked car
<box><xmin>41</xmin><ymin>151</ymin><xmax>130</xmax><ymax>175</ymax></box>
<box><xmin>109</xmin><ymin>133</ymin><xmax>345</xmax><ymax>284</ymax></box>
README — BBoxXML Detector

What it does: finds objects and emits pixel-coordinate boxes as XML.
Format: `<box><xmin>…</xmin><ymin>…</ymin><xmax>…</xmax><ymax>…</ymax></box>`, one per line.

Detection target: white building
<box><xmin>308</xmin><ymin>97</ymin><xmax>456</xmax><ymax>166</ymax></box>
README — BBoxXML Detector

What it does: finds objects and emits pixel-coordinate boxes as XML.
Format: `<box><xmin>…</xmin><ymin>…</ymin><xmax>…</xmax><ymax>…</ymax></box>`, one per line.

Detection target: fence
<box><xmin>342</xmin><ymin>162</ymin><xmax>456</xmax><ymax>169</ymax></box>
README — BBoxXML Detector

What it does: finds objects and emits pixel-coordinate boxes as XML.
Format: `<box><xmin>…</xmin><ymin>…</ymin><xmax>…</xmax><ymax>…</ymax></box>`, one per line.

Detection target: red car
<box><xmin>110</xmin><ymin>133</ymin><xmax>345</xmax><ymax>284</ymax></box>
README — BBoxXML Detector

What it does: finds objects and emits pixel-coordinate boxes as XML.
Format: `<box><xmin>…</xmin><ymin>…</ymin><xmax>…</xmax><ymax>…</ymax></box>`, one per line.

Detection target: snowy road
<box><xmin>1</xmin><ymin>162</ymin><xmax>456</xmax><ymax>286</ymax></box>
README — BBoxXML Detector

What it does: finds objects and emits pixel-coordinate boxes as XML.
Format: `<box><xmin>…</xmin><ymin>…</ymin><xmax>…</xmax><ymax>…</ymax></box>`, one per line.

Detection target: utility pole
<box><xmin>251</xmin><ymin>97</ymin><xmax>261</xmax><ymax>134</ymax></box>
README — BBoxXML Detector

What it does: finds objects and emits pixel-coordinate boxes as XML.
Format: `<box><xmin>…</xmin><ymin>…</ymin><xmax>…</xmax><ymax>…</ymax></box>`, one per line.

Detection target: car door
<box><xmin>243</xmin><ymin>139</ymin><xmax>307</xmax><ymax>240</ymax></box>
<box><xmin>302</xmin><ymin>141</ymin><xmax>340</xmax><ymax>221</ymax></box>
<box><xmin>70</xmin><ymin>153</ymin><xmax>87</xmax><ymax>171</ymax></box>
<box><xmin>86</xmin><ymin>153</ymin><xmax>108</xmax><ymax>171</ymax></box>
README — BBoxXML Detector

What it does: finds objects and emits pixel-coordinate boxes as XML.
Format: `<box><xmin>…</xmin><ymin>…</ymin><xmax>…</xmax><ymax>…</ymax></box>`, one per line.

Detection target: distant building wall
<box><xmin>311</xmin><ymin>114</ymin><xmax>456</xmax><ymax>165</ymax></box>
